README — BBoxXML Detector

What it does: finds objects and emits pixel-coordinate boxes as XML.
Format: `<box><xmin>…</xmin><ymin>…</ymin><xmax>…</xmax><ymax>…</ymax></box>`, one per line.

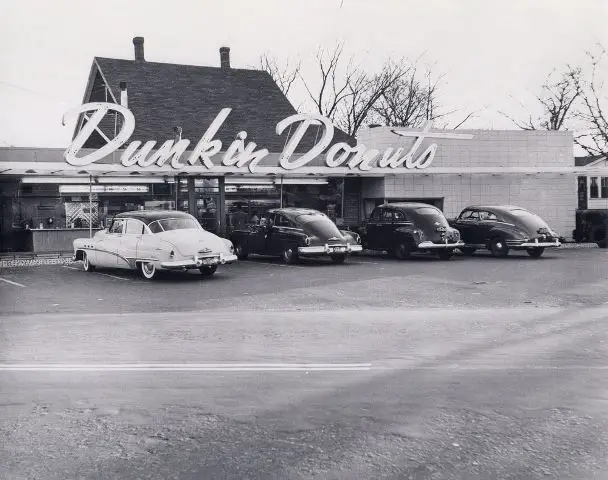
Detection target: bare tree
<box><xmin>336</xmin><ymin>59</ymin><xmax>412</xmax><ymax>135</ymax></box>
<box><xmin>500</xmin><ymin>67</ymin><xmax>582</xmax><ymax>131</ymax></box>
<box><xmin>262</xmin><ymin>43</ymin><xmax>466</xmax><ymax>135</ymax></box>
<box><xmin>259</xmin><ymin>52</ymin><xmax>301</xmax><ymax>97</ymax></box>
<box><xmin>572</xmin><ymin>44</ymin><xmax>608</xmax><ymax>157</ymax></box>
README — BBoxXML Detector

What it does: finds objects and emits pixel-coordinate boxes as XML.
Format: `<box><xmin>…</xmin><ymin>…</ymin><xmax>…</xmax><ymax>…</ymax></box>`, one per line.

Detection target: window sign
<box><xmin>59</xmin><ymin>185</ymin><xmax>149</xmax><ymax>194</ymax></box>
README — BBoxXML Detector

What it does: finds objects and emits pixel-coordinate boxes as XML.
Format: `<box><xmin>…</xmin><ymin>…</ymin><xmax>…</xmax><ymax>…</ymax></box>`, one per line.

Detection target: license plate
<box><xmin>201</xmin><ymin>257</ymin><xmax>217</xmax><ymax>265</ymax></box>
<box><xmin>331</xmin><ymin>247</ymin><xmax>346</xmax><ymax>253</ymax></box>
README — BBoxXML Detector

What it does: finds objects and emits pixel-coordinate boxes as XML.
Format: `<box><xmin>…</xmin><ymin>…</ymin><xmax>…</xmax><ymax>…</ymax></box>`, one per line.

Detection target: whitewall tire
<box><xmin>82</xmin><ymin>252</ymin><xmax>95</xmax><ymax>272</ymax></box>
<box><xmin>139</xmin><ymin>262</ymin><xmax>157</xmax><ymax>280</ymax></box>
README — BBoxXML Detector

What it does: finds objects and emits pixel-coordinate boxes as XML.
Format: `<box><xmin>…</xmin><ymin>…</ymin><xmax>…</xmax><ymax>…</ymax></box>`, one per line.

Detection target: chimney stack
<box><xmin>219</xmin><ymin>47</ymin><xmax>230</xmax><ymax>69</ymax></box>
<box><xmin>133</xmin><ymin>36</ymin><xmax>145</xmax><ymax>61</ymax></box>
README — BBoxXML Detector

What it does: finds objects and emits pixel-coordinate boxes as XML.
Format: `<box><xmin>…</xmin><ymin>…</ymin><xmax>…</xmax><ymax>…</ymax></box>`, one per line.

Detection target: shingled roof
<box><xmin>77</xmin><ymin>49</ymin><xmax>354</xmax><ymax>154</ymax></box>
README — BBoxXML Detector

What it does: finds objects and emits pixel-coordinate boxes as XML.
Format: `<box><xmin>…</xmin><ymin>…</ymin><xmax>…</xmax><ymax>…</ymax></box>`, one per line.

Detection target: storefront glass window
<box><xmin>601</xmin><ymin>177</ymin><xmax>608</xmax><ymax>199</ymax></box>
<box><xmin>590</xmin><ymin>177</ymin><xmax>599</xmax><ymax>198</ymax></box>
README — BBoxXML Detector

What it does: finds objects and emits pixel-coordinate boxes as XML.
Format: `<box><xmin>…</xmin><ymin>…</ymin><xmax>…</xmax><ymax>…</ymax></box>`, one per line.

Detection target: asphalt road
<box><xmin>1</xmin><ymin>249</ymin><xmax>608</xmax><ymax>479</ymax></box>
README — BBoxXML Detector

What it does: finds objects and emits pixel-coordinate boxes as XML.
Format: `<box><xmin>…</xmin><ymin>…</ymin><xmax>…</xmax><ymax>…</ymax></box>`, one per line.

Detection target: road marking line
<box><xmin>95</xmin><ymin>272</ymin><xmax>130</xmax><ymax>281</ymax></box>
<box><xmin>0</xmin><ymin>278</ymin><xmax>26</xmax><ymax>288</ymax></box>
<box><xmin>62</xmin><ymin>266</ymin><xmax>79</xmax><ymax>270</ymax></box>
<box><xmin>0</xmin><ymin>363</ymin><xmax>372</xmax><ymax>372</ymax></box>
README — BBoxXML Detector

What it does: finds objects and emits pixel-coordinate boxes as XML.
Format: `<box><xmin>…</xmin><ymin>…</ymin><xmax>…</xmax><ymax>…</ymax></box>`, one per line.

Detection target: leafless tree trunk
<box><xmin>500</xmin><ymin>67</ymin><xmax>582</xmax><ymax>131</ymax></box>
<box><xmin>572</xmin><ymin>44</ymin><xmax>608</xmax><ymax>157</ymax></box>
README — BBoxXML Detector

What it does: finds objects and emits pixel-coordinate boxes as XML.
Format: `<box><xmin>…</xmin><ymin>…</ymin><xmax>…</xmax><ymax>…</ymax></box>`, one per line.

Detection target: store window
<box><xmin>590</xmin><ymin>177</ymin><xmax>599</xmax><ymax>198</ymax></box>
<box><xmin>602</xmin><ymin>177</ymin><xmax>608</xmax><ymax>199</ymax></box>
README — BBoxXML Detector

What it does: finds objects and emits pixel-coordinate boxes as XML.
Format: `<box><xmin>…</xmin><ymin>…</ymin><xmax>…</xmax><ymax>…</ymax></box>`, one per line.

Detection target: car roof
<box><xmin>268</xmin><ymin>208</ymin><xmax>323</xmax><ymax>216</ymax></box>
<box><xmin>114</xmin><ymin>210</ymin><xmax>193</xmax><ymax>224</ymax></box>
<box><xmin>381</xmin><ymin>202</ymin><xmax>441</xmax><ymax>210</ymax></box>
<box><xmin>462</xmin><ymin>205</ymin><xmax>524</xmax><ymax>212</ymax></box>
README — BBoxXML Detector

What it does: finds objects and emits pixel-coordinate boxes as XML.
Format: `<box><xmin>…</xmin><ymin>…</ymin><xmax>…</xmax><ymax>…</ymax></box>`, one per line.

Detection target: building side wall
<box><xmin>357</xmin><ymin>128</ymin><xmax>574</xmax><ymax>169</ymax></box>
<box><xmin>384</xmin><ymin>174</ymin><xmax>576</xmax><ymax>239</ymax></box>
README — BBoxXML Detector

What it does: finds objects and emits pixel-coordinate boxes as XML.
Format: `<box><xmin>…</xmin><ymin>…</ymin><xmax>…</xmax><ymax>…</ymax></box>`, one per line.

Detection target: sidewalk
<box><xmin>0</xmin><ymin>252</ymin><xmax>74</xmax><ymax>268</ymax></box>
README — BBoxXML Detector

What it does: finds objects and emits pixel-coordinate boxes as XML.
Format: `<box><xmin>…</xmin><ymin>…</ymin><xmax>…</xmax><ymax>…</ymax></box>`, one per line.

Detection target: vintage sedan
<box><xmin>449</xmin><ymin>205</ymin><xmax>561</xmax><ymax>258</ymax></box>
<box><xmin>360</xmin><ymin>203</ymin><xmax>464</xmax><ymax>260</ymax></box>
<box><xmin>73</xmin><ymin>210</ymin><xmax>238</xmax><ymax>279</ymax></box>
<box><xmin>229</xmin><ymin>208</ymin><xmax>363</xmax><ymax>264</ymax></box>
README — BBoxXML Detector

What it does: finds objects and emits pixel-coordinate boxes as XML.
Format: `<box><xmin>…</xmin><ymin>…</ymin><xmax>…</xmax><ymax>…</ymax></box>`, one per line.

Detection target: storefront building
<box><xmin>0</xmin><ymin>37</ymin><xmax>604</xmax><ymax>252</ymax></box>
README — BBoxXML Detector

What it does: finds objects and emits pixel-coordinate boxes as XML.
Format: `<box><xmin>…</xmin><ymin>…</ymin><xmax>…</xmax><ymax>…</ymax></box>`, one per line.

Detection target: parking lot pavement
<box><xmin>2</xmin><ymin>249</ymin><xmax>608</xmax><ymax>478</ymax></box>
<box><xmin>1</xmin><ymin>248</ymin><xmax>607</xmax><ymax>315</ymax></box>
<box><xmin>1</xmin><ymin>307</ymin><xmax>608</xmax><ymax>479</ymax></box>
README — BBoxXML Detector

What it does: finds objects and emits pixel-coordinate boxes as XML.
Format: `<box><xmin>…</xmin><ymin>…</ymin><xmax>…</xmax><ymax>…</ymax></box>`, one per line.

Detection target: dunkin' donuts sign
<box><xmin>63</xmin><ymin>102</ymin><xmax>474</xmax><ymax>173</ymax></box>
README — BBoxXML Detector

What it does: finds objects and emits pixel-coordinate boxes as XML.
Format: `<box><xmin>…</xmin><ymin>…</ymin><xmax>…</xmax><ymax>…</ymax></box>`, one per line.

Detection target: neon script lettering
<box><xmin>63</xmin><ymin>102</ymin><xmax>473</xmax><ymax>172</ymax></box>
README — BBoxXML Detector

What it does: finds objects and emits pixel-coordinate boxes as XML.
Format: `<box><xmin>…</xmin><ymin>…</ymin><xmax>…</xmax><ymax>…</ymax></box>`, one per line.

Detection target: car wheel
<box><xmin>489</xmin><ymin>237</ymin><xmax>509</xmax><ymax>258</ymax></box>
<box><xmin>526</xmin><ymin>247</ymin><xmax>545</xmax><ymax>258</ymax></box>
<box><xmin>199</xmin><ymin>265</ymin><xmax>218</xmax><ymax>276</ymax></box>
<box><xmin>234</xmin><ymin>243</ymin><xmax>248</xmax><ymax>260</ymax></box>
<box><xmin>282</xmin><ymin>246</ymin><xmax>298</xmax><ymax>264</ymax></box>
<box><xmin>460</xmin><ymin>247</ymin><xmax>476</xmax><ymax>256</ymax></box>
<box><xmin>437</xmin><ymin>249</ymin><xmax>453</xmax><ymax>260</ymax></box>
<box><xmin>330</xmin><ymin>254</ymin><xmax>346</xmax><ymax>264</ymax></box>
<box><xmin>394</xmin><ymin>242</ymin><xmax>411</xmax><ymax>260</ymax></box>
<box><xmin>139</xmin><ymin>261</ymin><xmax>157</xmax><ymax>280</ymax></box>
<box><xmin>82</xmin><ymin>252</ymin><xmax>95</xmax><ymax>272</ymax></box>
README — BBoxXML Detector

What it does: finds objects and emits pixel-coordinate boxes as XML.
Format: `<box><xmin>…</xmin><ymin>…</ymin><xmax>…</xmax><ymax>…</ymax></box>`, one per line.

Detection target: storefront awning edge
<box><xmin>1</xmin><ymin>162</ymin><xmax>607</xmax><ymax>176</ymax></box>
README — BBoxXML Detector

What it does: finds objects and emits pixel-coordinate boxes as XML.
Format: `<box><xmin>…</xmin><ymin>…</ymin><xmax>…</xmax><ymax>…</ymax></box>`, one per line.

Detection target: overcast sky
<box><xmin>0</xmin><ymin>0</ymin><xmax>606</xmax><ymax>148</ymax></box>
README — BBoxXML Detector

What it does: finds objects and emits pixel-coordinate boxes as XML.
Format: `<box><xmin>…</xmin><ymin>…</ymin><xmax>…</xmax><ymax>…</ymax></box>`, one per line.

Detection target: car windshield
<box><xmin>295</xmin><ymin>213</ymin><xmax>343</xmax><ymax>239</ymax></box>
<box><xmin>414</xmin><ymin>207</ymin><xmax>449</xmax><ymax>226</ymax></box>
<box><xmin>149</xmin><ymin>217</ymin><xmax>201</xmax><ymax>232</ymax></box>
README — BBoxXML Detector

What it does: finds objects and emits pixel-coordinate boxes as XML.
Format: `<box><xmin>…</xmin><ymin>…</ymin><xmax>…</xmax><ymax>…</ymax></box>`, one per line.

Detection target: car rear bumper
<box><xmin>298</xmin><ymin>244</ymin><xmax>363</xmax><ymax>255</ymax></box>
<box><xmin>417</xmin><ymin>241</ymin><xmax>465</xmax><ymax>249</ymax></box>
<box><xmin>514</xmin><ymin>240</ymin><xmax>561</xmax><ymax>248</ymax></box>
<box><xmin>161</xmin><ymin>253</ymin><xmax>238</xmax><ymax>269</ymax></box>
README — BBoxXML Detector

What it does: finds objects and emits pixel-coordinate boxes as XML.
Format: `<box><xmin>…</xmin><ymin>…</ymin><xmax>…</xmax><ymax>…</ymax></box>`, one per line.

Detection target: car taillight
<box><xmin>169</xmin><ymin>250</ymin><xmax>175</xmax><ymax>258</ymax></box>
<box><xmin>305</xmin><ymin>236</ymin><xmax>311</xmax><ymax>246</ymax></box>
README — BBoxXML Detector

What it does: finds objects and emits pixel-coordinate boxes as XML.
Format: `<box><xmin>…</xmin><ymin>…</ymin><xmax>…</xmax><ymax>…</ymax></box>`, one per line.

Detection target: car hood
<box><xmin>154</xmin><ymin>229</ymin><xmax>229</xmax><ymax>255</ymax></box>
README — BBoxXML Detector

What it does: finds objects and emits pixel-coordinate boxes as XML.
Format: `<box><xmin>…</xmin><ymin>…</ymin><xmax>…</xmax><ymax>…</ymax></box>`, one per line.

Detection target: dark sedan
<box><xmin>360</xmin><ymin>203</ymin><xmax>464</xmax><ymax>260</ymax></box>
<box><xmin>229</xmin><ymin>208</ymin><xmax>363</xmax><ymax>264</ymax></box>
<box><xmin>449</xmin><ymin>205</ymin><xmax>561</xmax><ymax>258</ymax></box>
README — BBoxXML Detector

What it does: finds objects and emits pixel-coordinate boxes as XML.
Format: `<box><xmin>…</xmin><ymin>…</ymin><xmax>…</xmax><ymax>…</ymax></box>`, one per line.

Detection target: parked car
<box><xmin>73</xmin><ymin>210</ymin><xmax>237</xmax><ymax>279</ymax></box>
<box><xmin>229</xmin><ymin>208</ymin><xmax>362</xmax><ymax>264</ymax></box>
<box><xmin>574</xmin><ymin>209</ymin><xmax>608</xmax><ymax>248</ymax></box>
<box><xmin>449</xmin><ymin>205</ymin><xmax>561</xmax><ymax>258</ymax></box>
<box><xmin>359</xmin><ymin>203</ymin><xmax>464</xmax><ymax>260</ymax></box>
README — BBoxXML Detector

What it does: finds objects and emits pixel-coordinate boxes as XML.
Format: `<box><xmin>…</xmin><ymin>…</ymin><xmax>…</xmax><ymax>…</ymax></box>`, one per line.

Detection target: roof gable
<box><xmin>80</xmin><ymin>57</ymin><xmax>354</xmax><ymax>153</ymax></box>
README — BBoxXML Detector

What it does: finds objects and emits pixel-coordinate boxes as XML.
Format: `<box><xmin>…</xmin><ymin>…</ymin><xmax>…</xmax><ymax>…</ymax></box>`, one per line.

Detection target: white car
<box><xmin>73</xmin><ymin>210</ymin><xmax>238</xmax><ymax>279</ymax></box>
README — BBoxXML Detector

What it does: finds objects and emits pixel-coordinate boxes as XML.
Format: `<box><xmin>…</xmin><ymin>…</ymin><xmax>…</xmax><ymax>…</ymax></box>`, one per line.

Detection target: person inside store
<box><xmin>231</xmin><ymin>206</ymin><xmax>248</xmax><ymax>230</ymax></box>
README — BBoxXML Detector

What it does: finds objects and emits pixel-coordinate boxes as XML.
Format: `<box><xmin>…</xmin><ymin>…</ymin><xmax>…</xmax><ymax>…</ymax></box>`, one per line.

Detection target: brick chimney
<box><xmin>133</xmin><ymin>37</ymin><xmax>145</xmax><ymax>61</ymax></box>
<box><xmin>219</xmin><ymin>47</ymin><xmax>230</xmax><ymax>69</ymax></box>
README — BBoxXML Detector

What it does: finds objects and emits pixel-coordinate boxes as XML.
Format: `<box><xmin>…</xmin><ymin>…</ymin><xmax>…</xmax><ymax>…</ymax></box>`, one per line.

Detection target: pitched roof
<box><xmin>575</xmin><ymin>155</ymin><xmax>605</xmax><ymax>167</ymax></box>
<box><xmin>81</xmin><ymin>57</ymin><xmax>354</xmax><ymax>153</ymax></box>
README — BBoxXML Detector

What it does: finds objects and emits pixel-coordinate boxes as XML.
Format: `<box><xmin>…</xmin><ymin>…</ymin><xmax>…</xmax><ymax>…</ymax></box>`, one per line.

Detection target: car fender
<box><xmin>393</xmin><ymin>226</ymin><xmax>418</xmax><ymax>246</ymax></box>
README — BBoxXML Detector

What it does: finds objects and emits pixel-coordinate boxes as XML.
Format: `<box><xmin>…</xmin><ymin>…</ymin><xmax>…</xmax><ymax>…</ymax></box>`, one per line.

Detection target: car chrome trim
<box><xmin>418</xmin><ymin>241</ymin><xmax>465</xmax><ymax>249</ymax></box>
<box><xmin>519</xmin><ymin>241</ymin><xmax>561</xmax><ymax>248</ymax></box>
<box><xmin>298</xmin><ymin>244</ymin><xmax>362</xmax><ymax>254</ymax></box>
<box><xmin>161</xmin><ymin>253</ymin><xmax>238</xmax><ymax>269</ymax></box>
